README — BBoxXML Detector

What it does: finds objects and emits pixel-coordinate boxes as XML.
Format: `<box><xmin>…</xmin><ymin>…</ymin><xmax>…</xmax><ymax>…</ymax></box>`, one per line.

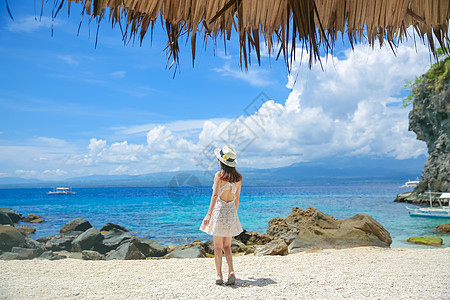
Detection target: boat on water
<box><xmin>407</xmin><ymin>192</ymin><xmax>450</xmax><ymax>219</ymax></box>
<box><xmin>401</xmin><ymin>178</ymin><xmax>420</xmax><ymax>188</ymax></box>
<box><xmin>47</xmin><ymin>187</ymin><xmax>76</xmax><ymax>195</ymax></box>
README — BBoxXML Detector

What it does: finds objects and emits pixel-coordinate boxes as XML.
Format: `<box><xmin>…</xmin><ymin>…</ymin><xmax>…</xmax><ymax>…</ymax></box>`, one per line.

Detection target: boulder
<box><xmin>0</xmin><ymin>207</ymin><xmax>22</xmax><ymax>223</ymax></box>
<box><xmin>38</xmin><ymin>251</ymin><xmax>66</xmax><ymax>260</ymax></box>
<box><xmin>204</xmin><ymin>240</ymin><xmax>214</xmax><ymax>255</ymax></box>
<box><xmin>60</xmin><ymin>218</ymin><xmax>92</xmax><ymax>233</ymax></box>
<box><xmin>44</xmin><ymin>238</ymin><xmax>73</xmax><ymax>251</ymax></box>
<box><xmin>101</xmin><ymin>228</ymin><xmax>132</xmax><ymax>251</ymax></box>
<box><xmin>267</xmin><ymin>206</ymin><xmax>392</xmax><ymax>252</ymax></box>
<box><xmin>231</xmin><ymin>238</ymin><xmax>247</xmax><ymax>253</ymax></box>
<box><xmin>82</xmin><ymin>250</ymin><xmax>105</xmax><ymax>260</ymax></box>
<box><xmin>106</xmin><ymin>241</ymin><xmax>146</xmax><ymax>260</ymax></box>
<box><xmin>407</xmin><ymin>236</ymin><xmax>443</xmax><ymax>247</ymax></box>
<box><xmin>100</xmin><ymin>223</ymin><xmax>129</xmax><ymax>232</ymax></box>
<box><xmin>22</xmin><ymin>214</ymin><xmax>45</xmax><ymax>223</ymax></box>
<box><xmin>165</xmin><ymin>245</ymin><xmax>205</xmax><ymax>259</ymax></box>
<box><xmin>72</xmin><ymin>227</ymin><xmax>104</xmax><ymax>251</ymax></box>
<box><xmin>166</xmin><ymin>245</ymin><xmax>182</xmax><ymax>253</ymax></box>
<box><xmin>133</xmin><ymin>237</ymin><xmax>166</xmax><ymax>257</ymax></box>
<box><xmin>11</xmin><ymin>247</ymin><xmax>44</xmax><ymax>259</ymax></box>
<box><xmin>235</xmin><ymin>229</ymin><xmax>272</xmax><ymax>245</ymax></box>
<box><xmin>0</xmin><ymin>225</ymin><xmax>26</xmax><ymax>251</ymax></box>
<box><xmin>435</xmin><ymin>223</ymin><xmax>450</xmax><ymax>233</ymax></box>
<box><xmin>257</xmin><ymin>238</ymin><xmax>288</xmax><ymax>256</ymax></box>
<box><xmin>24</xmin><ymin>237</ymin><xmax>42</xmax><ymax>249</ymax></box>
<box><xmin>16</xmin><ymin>226</ymin><xmax>36</xmax><ymax>235</ymax></box>
<box><xmin>0</xmin><ymin>212</ymin><xmax>13</xmax><ymax>226</ymax></box>
<box><xmin>0</xmin><ymin>252</ymin><xmax>21</xmax><ymax>260</ymax></box>
<box><xmin>36</xmin><ymin>231</ymin><xmax>83</xmax><ymax>244</ymax></box>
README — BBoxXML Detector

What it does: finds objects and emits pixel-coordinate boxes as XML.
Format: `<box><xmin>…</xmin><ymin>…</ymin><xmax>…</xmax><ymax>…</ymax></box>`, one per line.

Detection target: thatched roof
<box><xmin>60</xmin><ymin>0</ymin><xmax>450</xmax><ymax>70</ymax></box>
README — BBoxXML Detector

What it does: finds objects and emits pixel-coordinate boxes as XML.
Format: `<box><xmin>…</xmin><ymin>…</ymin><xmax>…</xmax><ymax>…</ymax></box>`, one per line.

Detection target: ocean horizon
<box><xmin>1</xmin><ymin>181</ymin><xmax>448</xmax><ymax>248</ymax></box>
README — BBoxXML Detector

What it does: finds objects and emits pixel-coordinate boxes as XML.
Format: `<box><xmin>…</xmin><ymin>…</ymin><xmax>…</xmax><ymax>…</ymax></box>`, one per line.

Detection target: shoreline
<box><xmin>1</xmin><ymin>247</ymin><xmax>449</xmax><ymax>299</ymax></box>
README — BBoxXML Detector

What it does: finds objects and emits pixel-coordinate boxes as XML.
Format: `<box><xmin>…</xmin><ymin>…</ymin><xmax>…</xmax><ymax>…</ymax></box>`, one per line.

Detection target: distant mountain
<box><xmin>0</xmin><ymin>155</ymin><xmax>427</xmax><ymax>188</ymax></box>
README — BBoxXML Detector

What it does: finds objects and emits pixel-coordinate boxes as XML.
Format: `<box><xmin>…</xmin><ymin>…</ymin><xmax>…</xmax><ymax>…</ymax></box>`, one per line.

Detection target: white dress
<box><xmin>199</xmin><ymin>181</ymin><xmax>243</xmax><ymax>237</ymax></box>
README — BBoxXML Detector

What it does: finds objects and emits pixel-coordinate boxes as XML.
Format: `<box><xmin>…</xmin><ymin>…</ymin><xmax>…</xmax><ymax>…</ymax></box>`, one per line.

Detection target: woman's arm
<box><xmin>235</xmin><ymin>181</ymin><xmax>241</xmax><ymax>212</ymax></box>
<box><xmin>203</xmin><ymin>172</ymin><xmax>220</xmax><ymax>225</ymax></box>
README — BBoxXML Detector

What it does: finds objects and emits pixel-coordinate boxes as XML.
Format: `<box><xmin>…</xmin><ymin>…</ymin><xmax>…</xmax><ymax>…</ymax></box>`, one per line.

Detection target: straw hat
<box><xmin>214</xmin><ymin>146</ymin><xmax>237</xmax><ymax>167</ymax></box>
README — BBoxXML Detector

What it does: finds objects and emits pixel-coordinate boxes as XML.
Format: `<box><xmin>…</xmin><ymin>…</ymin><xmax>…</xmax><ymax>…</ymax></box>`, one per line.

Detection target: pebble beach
<box><xmin>1</xmin><ymin>247</ymin><xmax>449</xmax><ymax>299</ymax></box>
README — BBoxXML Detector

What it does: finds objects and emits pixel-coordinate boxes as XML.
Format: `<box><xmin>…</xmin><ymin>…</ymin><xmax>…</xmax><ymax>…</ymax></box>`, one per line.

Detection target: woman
<box><xmin>199</xmin><ymin>145</ymin><xmax>243</xmax><ymax>286</ymax></box>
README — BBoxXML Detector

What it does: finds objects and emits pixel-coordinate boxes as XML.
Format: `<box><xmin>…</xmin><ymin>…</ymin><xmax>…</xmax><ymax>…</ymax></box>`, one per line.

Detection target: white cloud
<box><xmin>58</xmin><ymin>55</ymin><xmax>79</xmax><ymax>66</ymax></box>
<box><xmin>213</xmin><ymin>63</ymin><xmax>274</xmax><ymax>86</ymax></box>
<box><xmin>35</xmin><ymin>137</ymin><xmax>68</xmax><ymax>147</ymax></box>
<box><xmin>8</xmin><ymin>16</ymin><xmax>61</xmax><ymax>33</ymax></box>
<box><xmin>109</xmin><ymin>71</ymin><xmax>126</xmax><ymax>79</ymax></box>
<box><xmin>43</xmin><ymin>169</ymin><xmax>68</xmax><ymax>176</ymax></box>
<box><xmin>15</xmin><ymin>169</ymin><xmax>37</xmax><ymax>178</ymax></box>
<box><xmin>67</xmin><ymin>41</ymin><xmax>429</xmax><ymax>173</ymax></box>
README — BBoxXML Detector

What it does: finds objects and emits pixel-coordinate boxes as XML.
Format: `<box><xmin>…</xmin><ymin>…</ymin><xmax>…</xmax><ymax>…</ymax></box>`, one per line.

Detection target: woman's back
<box><xmin>217</xmin><ymin>179</ymin><xmax>241</xmax><ymax>202</ymax></box>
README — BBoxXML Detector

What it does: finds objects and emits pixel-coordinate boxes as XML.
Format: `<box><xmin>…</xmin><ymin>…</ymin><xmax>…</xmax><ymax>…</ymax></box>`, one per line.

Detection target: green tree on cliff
<box><xmin>402</xmin><ymin>48</ymin><xmax>450</xmax><ymax>108</ymax></box>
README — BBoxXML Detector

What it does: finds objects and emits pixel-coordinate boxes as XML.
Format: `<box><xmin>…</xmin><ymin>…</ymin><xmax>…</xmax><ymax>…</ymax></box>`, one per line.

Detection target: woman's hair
<box><xmin>218</xmin><ymin>161</ymin><xmax>243</xmax><ymax>182</ymax></box>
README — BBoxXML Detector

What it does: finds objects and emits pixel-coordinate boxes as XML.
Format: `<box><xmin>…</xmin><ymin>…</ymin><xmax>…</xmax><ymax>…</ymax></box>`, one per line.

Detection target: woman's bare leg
<box><xmin>222</xmin><ymin>236</ymin><xmax>234</xmax><ymax>276</ymax></box>
<box><xmin>213</xmin><ymin>236</ymin><xmax>224</xmax><ymax>280</ymax></box>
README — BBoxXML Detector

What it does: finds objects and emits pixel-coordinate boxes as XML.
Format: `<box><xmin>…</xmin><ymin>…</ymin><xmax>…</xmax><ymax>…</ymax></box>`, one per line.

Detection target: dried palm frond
<box><xmin>54</xmin><ymin>0</ymin><xmax>450</xmax><ymax>70</ymax></box>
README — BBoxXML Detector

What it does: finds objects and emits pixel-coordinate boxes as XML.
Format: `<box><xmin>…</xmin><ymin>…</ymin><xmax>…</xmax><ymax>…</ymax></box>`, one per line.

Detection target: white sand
<box><xmin>1</xmin><ymin>247</ymin><xmax>449</xmax><ymax>300</ymax></box>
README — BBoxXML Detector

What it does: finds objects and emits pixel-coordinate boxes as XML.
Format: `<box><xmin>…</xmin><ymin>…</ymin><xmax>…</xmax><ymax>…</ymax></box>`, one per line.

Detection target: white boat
<box><xmin>401</xmin><ymin>178</ymin><xmax>420</xmax><ymax>188</ymax></box>
<box><xmin>47</xmin><ymin>187</ymin><xmax>76</xmax><ymax>195</ymax></box>
<box><xmin>407</xmin><ymin>192</ymin><xmax>450</xmax><ymax>219</ymax></box>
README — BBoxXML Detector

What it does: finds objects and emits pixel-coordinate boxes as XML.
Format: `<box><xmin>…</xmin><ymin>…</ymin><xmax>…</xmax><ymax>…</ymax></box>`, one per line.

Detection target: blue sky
<box><xmin>0</xmin><ymin>1</ymin><xmax>433</xmax><ymax>180</ymax></box>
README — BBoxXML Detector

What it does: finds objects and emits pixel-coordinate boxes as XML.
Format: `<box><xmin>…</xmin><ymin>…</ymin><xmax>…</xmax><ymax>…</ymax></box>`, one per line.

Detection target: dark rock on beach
<box><xmin>60</xmin><ymin>218</ymin><xmax>92</xmax><ymax>233</ymax></box>
<box><xmin>267</xmin><ymin>206</ymin><xmax>392</xmax><ymax>252</ymax></box>
<box><xmin>106</xmin><ymin>240</ymin><xmax>146</xmax><ymax>260</ymax></box>
<box><xmin>235</xmin><ymin>229</ymin><xmax>272</xmax><ymax>245</ymax></box>
<box><xmin>133</xmin><ymin>237</ymin><xmax>166</xmax><ymax>257</ymax></box>
<box><xmin>82</xmin><ymin>250</ymin><xmax>105</xmax><ymax>260</ymax></box>
<box><xmin>101</xmin><ymin>228</ymin><xmax>132</xmax><ymax>250</ymax></box>
<box><xmin>100</xmin><ymin>223</ymin><xmax>129</xmax><ymax>233</ymax></box>
<box><xmin>44</xmin><ymin>238</ymin><xmax>73</xmax><ymax>252</ymax></box>
<box><xmin>36</xmin><ymin>231</ymin><xmax>83</xmax><ymax>244</ymax></box>
<box><xmin>0</xmin><ymin>225</ymin><xmax>26</xmax><ymax>252</ymax></box>
<box><xmin>0</xmin><ymin>212</ymin><xmax>14</xmax><ymax>226</ymax></box>
<box><xmin>165</xmin><ymin>245</ymin><xmax>206</xmax><ymax>259</ymax></box>
<box><xmin>257</xmin><ymin>238</ymin><xmax>288</xmax><ymax>256</ymax></box>
<box><xmin>72</xmin><ymin>227</ymin><xmax>104</xmax><ymax>251</ymax></box>
<box><xmin>38</xmin><ymin>251</ymin><xmax>66</xmax><ymax>260</ymax></box>
<box><xmin>0</xmin><ymin>207</ymin><xmax>22</xmax><ymax>223</ymax></box>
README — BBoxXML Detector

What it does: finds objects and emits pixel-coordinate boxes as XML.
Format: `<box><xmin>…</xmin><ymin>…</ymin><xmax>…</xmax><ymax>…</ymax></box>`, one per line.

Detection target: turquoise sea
<box><xmin>0</xmin><ymin>182</ymin><xmax>448</xmax><ymax>248</ymax></box>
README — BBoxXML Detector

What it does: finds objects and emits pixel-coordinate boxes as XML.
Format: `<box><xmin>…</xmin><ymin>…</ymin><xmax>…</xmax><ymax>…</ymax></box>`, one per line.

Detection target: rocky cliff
<box><xmin>396</xmin><ymin>56</ymin><xmax>450</xmax><ymax>205</ymax></box>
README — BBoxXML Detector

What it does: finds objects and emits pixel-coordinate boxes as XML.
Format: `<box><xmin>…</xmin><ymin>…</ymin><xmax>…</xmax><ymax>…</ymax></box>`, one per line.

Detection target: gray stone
<box><xmin>44</xmin><ymin>238</ymin><xmax>73</xmax><ymax>251</ymax></box>
<box><xmin>38</xmin><ymin>251</ymin><xmax>66</xmax><ymax>260</ymax></box>
<box><xmin>231</xmin><ymin>238</ymin><xmax>247</xmax><ymax>253</ymax></box>
<box><xmin>133</xmin><ymin>237</ymin><xmax>166</xmax><ymax>257</ymax></box>
<box><xmin>36</xmin><ymin>231</ymin><xmax>84</xmax><ymax>244</ymax></box>
<box><xmin>106</xmin><ymin>241</ymin><xmax>146</xmax><ymax>260</ymax></box>
<box><xmin>82</xmin><ymin>250</ymin><xmax>105</xmax><ymax>260</ymax></box>
<box><xmin>24</xmin><ymin>237</ymin><xmax>42</xmax><ymax>249</ymax></box>
<box><xmin>16</xmin><ymin>226</ymin><xmax>36</xmax><ymax>235</ymax></box>
<box><xmin>257</xmin><ymin>238</ymin><xmax>288</xmax><ymax>256</ymax></box>
<box><xmin>204</xmin><ymin>240</ymin><xmax>214</xmax><ymax>255</ymax></box>
<box><xmin>235</xmin><ymin>229</ymin><xmax>272</xmax><ymax>245</ymax></box>
<box><xmin>165</xmin><ymin>245</ymin><xmax>206</xmax><ymax>259</ymax></box>
<box><xmin>100</xmin><ymin>223</ymin><xmax>129</xmax><ymax>232</ymax></box>
<box><xmin>268</xmin><ymin>206</ymin><xmax>392</xmax><ymax>252</ymax></box>
<box><xmin>60</xmin><ymin>218</ymin><xmax>92</xmax><ymax>233</ymax></box>
<box><xmin>0</xmin><ymin>252</ymin><xmax>21</xmax><ymax>260</ymax></box>
<box><xmin>72</xmin><ymin>227</ymin><xmax>104</xmax><ymax>251</ymax></box>
<box><xmin>0</xmin><ymin>207</ymin><xmax>22</xmax><ymax>223</ymax></box>
<box><xmin>0</xmin><ymin>212</ymin><xmax>13</xmax><ymax>226</ymax></box>
<box><xmin>10</xmin><ymin>247</ymin><xmax>44</xmax><ymax>259</ymax></box>
<box><xmin>102</xmin><ymin>228</ymin><xmax>132</xmax><ymax>250</ymax></box>
<box><xmin>0</xmin><ymin>225</ymin><xmax>26</xmax><ymax>252</ymax></box>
